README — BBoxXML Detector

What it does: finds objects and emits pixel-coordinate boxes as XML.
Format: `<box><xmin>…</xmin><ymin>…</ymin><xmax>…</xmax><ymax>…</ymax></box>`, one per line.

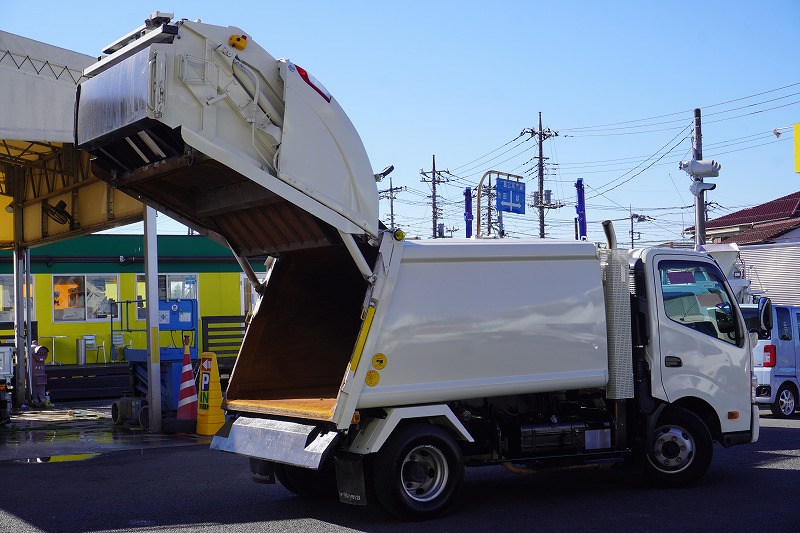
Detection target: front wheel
<box><xmin>372</xmin><ymin>424</ymin><xmax>464</xmax><ymax>520</ymax></box>
<box><xmin>644</xmin><ymin>406</ymin><xmax>712</xmax><ymax>488</ymax></box>
<box><xmin>770</xmin><ymin>384</ymin><xmax>797</xmax><ymax>418</ymax></box>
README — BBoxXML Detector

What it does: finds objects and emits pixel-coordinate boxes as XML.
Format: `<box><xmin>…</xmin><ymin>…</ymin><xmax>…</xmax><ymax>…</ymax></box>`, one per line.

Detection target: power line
<box><xmin>558</xmin><ymin>82</ymin><xmax>800</xmax><ymax>132</ymax></box>
<box><xmin>587</xmin><ymin>124</ymin><xmax>693</xmax><ymax>200</ymax></box>
<box><xmin>448</xmin><ymin>132</ymin><xmax>525</xmax><ymax>172</ymax></box>
<box><xmin>412</xmin><ymin>83</ymin><xmax>799</xmax><ymax>243</ymax></box>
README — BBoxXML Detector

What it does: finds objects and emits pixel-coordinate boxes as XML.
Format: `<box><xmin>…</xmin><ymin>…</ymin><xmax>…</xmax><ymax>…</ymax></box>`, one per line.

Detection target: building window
<box><xmin>136</xmin><ymin>274</ymin><xmax>197</xmax><ymax>320</ymax></box>
<box><xmin>0</xmin><ymin>274</ymin><xmax>35</xmax><ymax>322</ymax></box>
<box><xmin>53</xmin><ymin>274</ymin><xmax>118</xmax><ymax>322</ymax></box>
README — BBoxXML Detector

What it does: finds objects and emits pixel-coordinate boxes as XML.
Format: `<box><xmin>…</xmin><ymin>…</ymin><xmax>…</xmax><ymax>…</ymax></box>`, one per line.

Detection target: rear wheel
<box><xmin>644</xmin><ymin>406</ymin><xmax>712</xmax><ymax>488</ymax></box>
<box><xmin>372</xmin><ymin>424</ymin><xmax>463</xmax><ymax>520</ymax></box>
<box><xmin>770</xmin><ymin>384</ymin><xmax>797</xmax><ymax>418</ymax></box>
<box><xmin>274</xmin><ymin>460</ymin><xmax>338</xmax><ymax>500</ymax></box>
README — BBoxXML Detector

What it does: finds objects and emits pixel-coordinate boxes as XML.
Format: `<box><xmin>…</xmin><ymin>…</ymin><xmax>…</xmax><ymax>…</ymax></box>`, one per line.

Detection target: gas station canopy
<box><xmin>0</xmin><ymin>31</ymin><xmax>92</xmax><ymax>142</ymax></box>
<box><xmin>0</xmin><ymin>30</ymin><xmax>145</xmax><ymax>250</ymax></box>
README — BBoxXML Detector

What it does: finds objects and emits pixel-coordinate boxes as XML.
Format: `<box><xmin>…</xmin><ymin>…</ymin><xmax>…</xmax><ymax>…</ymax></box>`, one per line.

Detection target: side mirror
<box><xmin>757</xmin><ymin>297</ymin><xmax>773</xmax><ymax>334</ymax></box>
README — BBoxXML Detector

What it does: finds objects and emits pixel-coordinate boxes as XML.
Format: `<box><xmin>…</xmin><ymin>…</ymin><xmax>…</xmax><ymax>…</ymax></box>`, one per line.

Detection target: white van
<box><xmin>743</xmin><ymin>304</ymin><xmax>800</xmax><ymax>417</ymax></box>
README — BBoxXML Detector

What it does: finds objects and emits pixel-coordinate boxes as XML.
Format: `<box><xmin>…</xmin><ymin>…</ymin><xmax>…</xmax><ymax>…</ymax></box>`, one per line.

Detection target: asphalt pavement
<box><xmin>0</xmin><ymin>399</ymin><xmax>207</xmax><ymax>462</ymax></box>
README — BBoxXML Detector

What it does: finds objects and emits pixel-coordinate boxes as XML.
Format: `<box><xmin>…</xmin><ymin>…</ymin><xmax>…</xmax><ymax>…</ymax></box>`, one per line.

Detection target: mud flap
<box><xmin>211</xmin><ymin>416</ymin><xmax>339</xmax><ymax>469</ymax></box>
<box><xmin>335</xmin><ymin>453</ymin><xmax>367</xmax><ymax>505</ymax></box>
<box><xmin>249</xmin><ymin>458</ymin><xmax>275</xmax><ymax>484</ymax></box>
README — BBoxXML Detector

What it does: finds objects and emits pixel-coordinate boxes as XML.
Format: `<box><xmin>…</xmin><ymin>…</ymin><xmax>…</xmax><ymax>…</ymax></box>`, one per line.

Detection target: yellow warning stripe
<box><xmin>43</xmin><ymin>453</ymin><xmax>100</xmax><ymax>463</ymax></box>
<box><xmin>349</xmin><ymin>306</ymin><xmax>376</xmax><ymax>372</ymax></box>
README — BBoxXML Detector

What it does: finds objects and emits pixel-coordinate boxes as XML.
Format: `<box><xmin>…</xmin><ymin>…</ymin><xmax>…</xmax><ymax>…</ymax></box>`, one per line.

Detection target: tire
<box><xmin>372</xmin><ymin>424</ymin><xmax>464</xmax><ymax>520</ymax></box>
<box><xmin>138</xmin><ymin>405</ymin><xmax>150</xmax><ymax>431</ymax></box>
<box><xmin>274</xmin><ymin>460</ymin><xmax>338</xmax><ymax>500</ymax></box>
<box><xmin>644</xmin><ymin>406</ymin><xmax>712</xmax><ymax>488</ymax></box>
<box><xmin>111</xmin><ymin>402</ymin><xmax>125</xmax><ymax>426</ymax></box>
<box><xmin>770</xmin><ymin>384</ymin><xmax>797</xmax><ymax>418</ymax></box>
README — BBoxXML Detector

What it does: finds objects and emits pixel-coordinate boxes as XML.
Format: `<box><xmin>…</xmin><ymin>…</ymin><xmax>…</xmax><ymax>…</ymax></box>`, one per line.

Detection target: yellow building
<box><xmin>0</xmin><ymin>234</ymin><xmax>263</xmax><ymax>364</ymax></box>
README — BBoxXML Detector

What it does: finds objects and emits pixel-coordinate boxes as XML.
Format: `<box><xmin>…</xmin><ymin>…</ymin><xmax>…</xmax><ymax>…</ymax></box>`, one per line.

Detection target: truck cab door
<box><xmin>650</xmin><ymin>256</ymin><xmax>752</xmax><ymax>427</ymax></box>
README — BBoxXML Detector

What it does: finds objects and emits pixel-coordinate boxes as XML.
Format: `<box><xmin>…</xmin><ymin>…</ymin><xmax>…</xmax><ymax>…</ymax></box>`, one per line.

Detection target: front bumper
<box><xmin>721</xmin><ymin>404</ymin><xmax>759</xmax><ymax>447</ymax></box>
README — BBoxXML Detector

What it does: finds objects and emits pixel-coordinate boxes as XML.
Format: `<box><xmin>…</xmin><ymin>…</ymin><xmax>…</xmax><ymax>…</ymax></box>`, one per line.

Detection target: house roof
<box><xmin>723</xmin><ymin>218</ymin><xmax>800</xmax><ymax>245</ymax></box>
<box><xmin>705</xmin><ymin>191</ymin><xmax>800</xmax><ymax>229</ymax></box>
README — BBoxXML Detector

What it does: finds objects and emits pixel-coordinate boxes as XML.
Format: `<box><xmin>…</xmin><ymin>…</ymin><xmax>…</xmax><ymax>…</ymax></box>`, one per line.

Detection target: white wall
<box><xmin>739</xmin><ymin>243</ymin><xmax>800</xmax><ymax>305</ymax></box>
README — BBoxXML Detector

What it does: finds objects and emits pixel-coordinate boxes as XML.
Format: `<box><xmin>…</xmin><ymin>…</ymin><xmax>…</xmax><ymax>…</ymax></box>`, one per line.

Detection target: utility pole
<box><xmin>630</xmin><ymin>210</ymin><xmax>648</xmax><ymax>248</ymax></box>
<box><xmin>378</xmin><ymin>175</ymin><xmax>405</xmax><ymax>229</ymax></box>
<box><xmin>692</xmin><ymin>109</ymin><xmax>706</xmax><ymax>247</ymax></box>
<box><xmin>679</xmin><ymin>108</ymin><xmax>720</xmax><ymax>250</ymax></box>
<box><xmin>420</xmin><ymin>155</ymin><xmax>449</xmax><ymax>238</ymax></box>
<box><xmin>522</xmin><ymin>112</ymin><xmax>558</xmax><ymax>238</ymax></box>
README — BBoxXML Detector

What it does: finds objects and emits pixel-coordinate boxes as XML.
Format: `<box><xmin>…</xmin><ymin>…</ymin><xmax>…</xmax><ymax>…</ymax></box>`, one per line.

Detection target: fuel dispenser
<box><xmin>112</xmin><ymin>299</ymin><xmax>198</xmax><ymax>428</ymax></box>
<box><xmin>0</xmin><ymin>345</ymin><xmax>13</xmax><ymax>423</ymax></box>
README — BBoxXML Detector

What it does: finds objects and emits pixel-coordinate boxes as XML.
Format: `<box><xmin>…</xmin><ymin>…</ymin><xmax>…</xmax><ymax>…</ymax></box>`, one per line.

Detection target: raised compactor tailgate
<box><xmin>76</xmin><ymin>18</ymin><xmax>379</xmax><ymax>257</ymax></box>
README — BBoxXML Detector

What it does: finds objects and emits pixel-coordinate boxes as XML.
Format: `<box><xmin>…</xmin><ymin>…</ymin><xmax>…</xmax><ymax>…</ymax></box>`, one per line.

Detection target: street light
<box><xmin>680</xmin><ymin>158</ymin><xmax>722</xmax><ymax>248</ymax></box>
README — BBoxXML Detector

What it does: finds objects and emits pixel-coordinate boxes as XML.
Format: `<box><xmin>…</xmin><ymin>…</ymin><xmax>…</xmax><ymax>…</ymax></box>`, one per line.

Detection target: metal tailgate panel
<box><xmin>211</xmin><ymin>417</ymin><xmax>339</xmax><ymax>469</ymax></box>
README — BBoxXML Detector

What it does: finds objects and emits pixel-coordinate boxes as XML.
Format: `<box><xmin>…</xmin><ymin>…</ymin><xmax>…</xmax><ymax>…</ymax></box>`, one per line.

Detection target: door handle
<box><xmin>665</xmin><ymin>356</ymin><xmax>683</xmax><ymax>368</ymax></box>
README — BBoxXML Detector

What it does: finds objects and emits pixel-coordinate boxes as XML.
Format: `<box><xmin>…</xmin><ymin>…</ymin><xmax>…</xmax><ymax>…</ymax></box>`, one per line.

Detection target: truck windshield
<box><xmin>659</xmin><ymin>260</ymin><xmax>738</xmax><ymax>345</ymax></box>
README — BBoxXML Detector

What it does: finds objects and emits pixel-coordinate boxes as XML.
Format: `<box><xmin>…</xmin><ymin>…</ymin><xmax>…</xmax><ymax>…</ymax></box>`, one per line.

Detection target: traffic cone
<box><xmin>177</xmin><ymin>339</ymin><xmax>198</xmax><ymax>424</ymax></box>
<box><xmin>196</xmin><ymin>351</ymin><xmax>225</xmax><ymax>436</ymax></box>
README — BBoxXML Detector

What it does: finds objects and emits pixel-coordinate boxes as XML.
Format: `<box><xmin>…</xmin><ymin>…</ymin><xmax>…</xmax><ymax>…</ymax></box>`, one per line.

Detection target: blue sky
<box><xmin>5</xmin><ymin>1</ymin><xmax>798</xmax><ymax>244</ymax></box>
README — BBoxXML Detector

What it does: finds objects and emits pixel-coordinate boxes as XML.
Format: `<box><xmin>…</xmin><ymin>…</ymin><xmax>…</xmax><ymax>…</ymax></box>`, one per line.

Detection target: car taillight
<box><xmin>763</xmin><ymin>345</ymin><xmax>777</xmax><ymax>367</ymax></box>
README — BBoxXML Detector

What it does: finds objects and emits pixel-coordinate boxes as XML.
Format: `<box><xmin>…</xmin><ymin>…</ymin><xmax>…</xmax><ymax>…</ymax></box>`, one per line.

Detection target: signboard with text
<box><xmin>496</xmin><ymin>178</ymin><xmax>525</xmax><ymax>214</ymax></box>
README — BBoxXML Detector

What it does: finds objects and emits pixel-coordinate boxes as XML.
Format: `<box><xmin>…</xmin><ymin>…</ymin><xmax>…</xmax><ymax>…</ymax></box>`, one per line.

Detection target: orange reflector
<box><xmin>228</xmin><ymin>34</ymin><xmax>248</xmax><ymax>51</ymax></box>
<box><xmin>351</xmin><ymin>411</ymin><xmax>361</xmax><ymax>424</ymax></box>
<box><xmin>728</xmin><ymin>411</ymin><xmax>740</xmax><ymax>420</ymax></box>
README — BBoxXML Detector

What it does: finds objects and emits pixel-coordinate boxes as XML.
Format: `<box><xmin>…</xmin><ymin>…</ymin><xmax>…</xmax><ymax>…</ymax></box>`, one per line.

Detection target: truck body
<box><xmin>742</xmin><ymin>303</ymin><xmax>800</xmax><ymax>417</ymax></box>
<box><xmin>75</xmin><ymin>14</ymin><xmax>767</xmax><ymax>519</ymax></box>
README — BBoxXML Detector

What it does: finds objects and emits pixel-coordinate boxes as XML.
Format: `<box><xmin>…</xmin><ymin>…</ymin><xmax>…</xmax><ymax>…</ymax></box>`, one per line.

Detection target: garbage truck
<box><xmin>75</xmin><ymin>13</ymin><xmax>771</xmax><ymax>520</ymax></box>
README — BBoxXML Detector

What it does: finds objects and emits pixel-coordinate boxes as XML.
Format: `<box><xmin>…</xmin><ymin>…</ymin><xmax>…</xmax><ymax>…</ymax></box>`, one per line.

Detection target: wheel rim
<box><xmin>400</xmin><ymin>444</ymin><xmax>449</xmax><ymax>503</ymax></box>
<box><xmin>650</xmin><ymin>424</ymin><xmax>695</xmax><ymax>473</ymax></box>
<box><xmin>778</xmin><ymin>389</ymin><xmax>795</xmax><ymax>415</ymax></box>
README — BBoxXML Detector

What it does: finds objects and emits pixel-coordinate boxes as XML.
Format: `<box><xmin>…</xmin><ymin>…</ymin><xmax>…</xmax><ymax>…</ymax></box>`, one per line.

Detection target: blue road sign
<box><xmin>496</xmin><ymin>178</ymin><xmax>525</xmax><ymax>214</ymax></box>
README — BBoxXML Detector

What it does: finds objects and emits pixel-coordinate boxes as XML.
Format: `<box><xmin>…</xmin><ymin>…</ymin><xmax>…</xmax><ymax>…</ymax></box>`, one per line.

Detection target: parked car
<box><xmin>742</xmin><ymin>303</ymin><xmax>799</xmax><ymax>417</ymax></box>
